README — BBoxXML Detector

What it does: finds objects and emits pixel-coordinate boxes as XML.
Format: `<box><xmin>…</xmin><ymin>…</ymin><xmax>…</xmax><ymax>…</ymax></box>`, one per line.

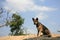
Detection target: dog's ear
<box><xmin>36</xmin><ymin>18</ymin><xmax>38</xmax><ymax>20</ymax></box>
<box><xmin>32</xmin><ymin>18</ymin><xmax>34</xmax><ymax>21</ymax></box>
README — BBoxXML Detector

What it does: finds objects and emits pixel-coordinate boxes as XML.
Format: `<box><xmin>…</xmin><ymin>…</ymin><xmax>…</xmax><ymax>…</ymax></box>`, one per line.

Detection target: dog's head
<box><xmin>32</xmin><ymin>18</ymin><xmax>38</xmax><ymax>25</ymax></box>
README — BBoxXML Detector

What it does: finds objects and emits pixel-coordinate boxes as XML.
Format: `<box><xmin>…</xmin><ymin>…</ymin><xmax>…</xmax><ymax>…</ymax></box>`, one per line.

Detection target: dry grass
<box><xmin>0</xmin><ymin>34</ymin><xmax>60</xmax><ymax>40</ymax></box>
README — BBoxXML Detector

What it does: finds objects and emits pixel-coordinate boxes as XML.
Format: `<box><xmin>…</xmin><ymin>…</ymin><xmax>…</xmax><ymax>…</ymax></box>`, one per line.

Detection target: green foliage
<box><xmin>0</xmin><ymin>8</ymin><xmax>25</xmax><ymax>35</ymax></box>
<box><xmin>9</xmin><ymin>13</ymin><xmax>24</xmax><ymax>35</ymax></box>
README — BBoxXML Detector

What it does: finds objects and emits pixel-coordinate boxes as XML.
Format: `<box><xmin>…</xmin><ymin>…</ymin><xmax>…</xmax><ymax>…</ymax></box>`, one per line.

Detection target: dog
<box><xmin>32</xmin><ymin>18</ymin><xmax>51</xmax><ymax>37</ymax></box>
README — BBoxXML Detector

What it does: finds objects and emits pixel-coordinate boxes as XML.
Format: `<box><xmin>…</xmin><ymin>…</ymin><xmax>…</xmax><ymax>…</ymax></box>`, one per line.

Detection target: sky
<box><xmin>0</xmin><ymin>0</ymin><xmax>60</xmax><ymax>36</ymax></box>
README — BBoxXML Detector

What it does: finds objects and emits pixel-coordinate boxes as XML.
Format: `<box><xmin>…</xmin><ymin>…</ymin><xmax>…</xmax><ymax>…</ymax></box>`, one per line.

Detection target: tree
<box><xmin>9</xmin><ymin>13</ymin><xmax>24</xmax><ymax>35</ymax></box>
<box><xmin>0</xmin><ymin>7</ymin><xmax>25</xmax><ymax>35</ymax></box>
<box><xmin>0</xmin><ymin>8</ymin><xmax>9</xmax><ymax>27</ymax></box>
<box><xmin>0</xmin><ymin>8</ymin><xmax>3</xmax><ymax>14</ymax></box>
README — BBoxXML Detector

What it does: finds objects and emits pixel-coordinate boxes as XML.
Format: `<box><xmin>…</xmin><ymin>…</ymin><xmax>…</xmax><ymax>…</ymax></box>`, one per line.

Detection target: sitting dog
<box><xmin>32</xmin><ymin>18</ymin><xmax>51</xmax><ymax>37</ymax></box>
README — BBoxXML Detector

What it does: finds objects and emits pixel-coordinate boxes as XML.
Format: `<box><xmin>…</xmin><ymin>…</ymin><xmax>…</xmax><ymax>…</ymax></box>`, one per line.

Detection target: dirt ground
<box><xmin>0</xmin><ymin>34</ymin><xmax>60</xmax><ymax>40</ymax></box>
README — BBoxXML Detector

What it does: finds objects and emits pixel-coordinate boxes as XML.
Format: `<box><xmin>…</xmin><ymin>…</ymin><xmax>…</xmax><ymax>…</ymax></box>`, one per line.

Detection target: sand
<box><xmin>0</xmin><ymin>34</ymin><xmax>60</xmax><ymax>40</ymax></box>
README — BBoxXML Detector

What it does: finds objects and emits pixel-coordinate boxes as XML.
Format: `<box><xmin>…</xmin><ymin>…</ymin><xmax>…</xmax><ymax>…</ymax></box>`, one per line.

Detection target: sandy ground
<box><xmin>0</xmin><ymin>34</ymin><xmax>60</xmax><ymax>40</ymax></box>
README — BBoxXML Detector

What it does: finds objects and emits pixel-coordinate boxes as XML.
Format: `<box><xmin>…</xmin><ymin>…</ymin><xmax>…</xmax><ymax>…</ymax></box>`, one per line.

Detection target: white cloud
<box><xmin>4</xmin><ymin>0</ymin><xmax>57</xmax><ymax>20</ymax></box>
<box><xmin>29</xmin><ymin>5</ymin><xmax>57</xmax><ymax>12</ymax></box>
<box><xmin>5</xmin><ymin>0</ymin><xmax>57</xmax><ymax>12</ymax></box>
<box><xmin>40</xmin><ymin>0</ymin><xmax>45</xmax><ymax>2</ymax></box>
<box><xmin>35</xmin><ymin>13</ymin><xmax>48</xmax><ymax>20</ymax></box>
<box><xmin>1</xmin><ymin>0</ymin><xmax>59</xmax><ymax>34</ymax></box>
<box><xmin>5</xmin><ymin>0</ymin><xmax>34</xmax><ymax>11</ymax></box>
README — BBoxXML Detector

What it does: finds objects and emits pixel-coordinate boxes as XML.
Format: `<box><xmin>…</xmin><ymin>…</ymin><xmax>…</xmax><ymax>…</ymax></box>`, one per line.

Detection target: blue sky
<box><xmin>0</xmin><ymin>0</ymin><xmax>60</xmax><ymax>36</ymax></box>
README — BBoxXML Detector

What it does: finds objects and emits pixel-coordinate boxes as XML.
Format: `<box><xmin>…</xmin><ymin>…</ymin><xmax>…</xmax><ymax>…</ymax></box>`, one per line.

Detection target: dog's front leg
<box><xmin>39</xmin><ymin>31</ymin><xmax>43</xmax><ymax>36</ymax></box>
<box><xmin>39</xmin><ymin>27</ymin><xmax>43</xmax><ymax>36</ymax></box>
<box><xmin>37</xmin><ymin>30</ymin><xmax>39</xmax><ymax>36</ymax></box>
